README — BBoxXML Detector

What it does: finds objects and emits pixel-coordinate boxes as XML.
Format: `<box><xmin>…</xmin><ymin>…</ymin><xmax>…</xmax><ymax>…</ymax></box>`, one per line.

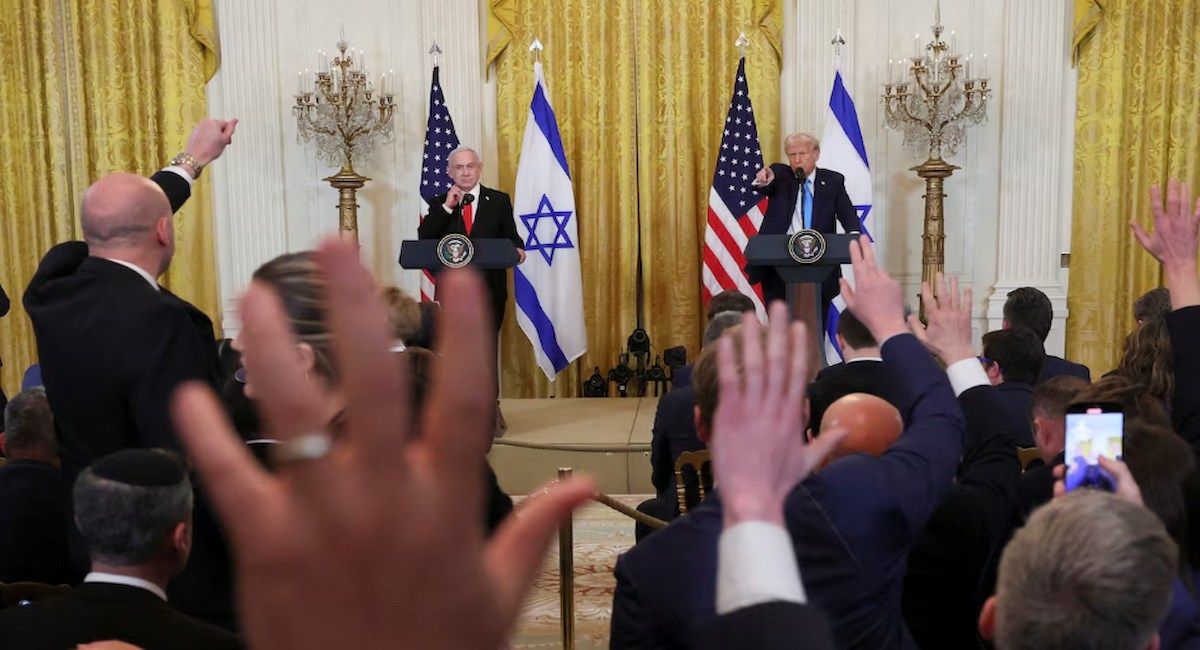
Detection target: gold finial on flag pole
<box><xmin>735</xmin><ymin>31</ymin><xmax>749</xmax><ymax>58</ymax></box>
<box><xmin>530</xmin><ymin>38</ymin><xmax>544</xmax><ymax>64</ymax></box>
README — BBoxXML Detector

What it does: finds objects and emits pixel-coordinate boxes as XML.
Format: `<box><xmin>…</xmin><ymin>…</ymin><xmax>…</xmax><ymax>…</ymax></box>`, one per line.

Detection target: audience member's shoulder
<box><xmin>623</xmin><ymin>498</ymin><xmax>722</xmax><ymax>562</ymax></box>
<box><xmin>160</xmin><ymin>606</ymin><xmax>243</xmax><ymax>649</ymax></box>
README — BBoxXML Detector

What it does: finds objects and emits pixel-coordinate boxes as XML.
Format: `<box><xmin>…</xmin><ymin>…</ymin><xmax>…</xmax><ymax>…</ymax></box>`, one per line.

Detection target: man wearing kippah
<box><xmin>0</xmin><ymin>449</ymin><xmax>241</xmax><ymax>649</ymax></box>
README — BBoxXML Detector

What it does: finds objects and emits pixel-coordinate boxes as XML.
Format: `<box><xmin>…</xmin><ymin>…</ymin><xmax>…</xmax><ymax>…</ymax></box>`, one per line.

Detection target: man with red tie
<box><xmin>418</xmin><ymin>147</ymin><xmax>525</xmax><ymax>332</ymax></box>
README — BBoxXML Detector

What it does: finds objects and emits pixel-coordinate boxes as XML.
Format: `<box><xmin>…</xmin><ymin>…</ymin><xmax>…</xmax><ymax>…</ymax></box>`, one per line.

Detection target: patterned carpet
<box><xmin>509</xmin><ymin>495</ymin><xmax>647</xmax><ymax>649</ymax></box>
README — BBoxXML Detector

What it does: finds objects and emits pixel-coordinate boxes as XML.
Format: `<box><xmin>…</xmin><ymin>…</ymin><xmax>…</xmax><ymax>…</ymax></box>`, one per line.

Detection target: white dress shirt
<box><xmin>84</xmin><ymin>572</ymin><xmax>168</xmax><ymax>601</ymax></box>
<box><xmin>946</xmin><ymin>357</ymin><xmax>991</xmax><ymax>397</ymax></box>
<box><xmin>787</xmin><ymin>169</ymin><xmax>818</xmax><ymax>235</ymax></box>
<box><xmin>715</xmin><ymin>521</ymin><xmax>806</xmax><ymax>615</ymax></box>
<box><xmin>442</xmin><ymin>184</ymin><xmax>481</xmax><ymax>214</ymax></box>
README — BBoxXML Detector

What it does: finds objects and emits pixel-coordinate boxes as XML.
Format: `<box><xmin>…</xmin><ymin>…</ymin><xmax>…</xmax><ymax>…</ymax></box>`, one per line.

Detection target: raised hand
<box><xmin>171</xmin><ymin>239</ymin><xmax>593</xmax><ymax>650</ymax></box>
<box><xmin>185</xmin><ymin>118</ymin><xmax>238</xmax><ymax>166</ymax></box>
<box><xmin>752</xmin><ymin>166</ymin><xmax>775</xmax><ymax>187</ymax></box>
<box><xmin>839</xmin><ymin>238</ymin><xmax>908</xmax><ymax>344</ymax></box>
<box><xmin>1052</xmin><ymin>456</ymin><xmax>1143</xmax><ymax>507</ymax></box>
<box><xmin>445</xmin><ymin>185</ymin><xmax>465</xmax><ymax>210</ymax></box>
<box><xmin>907</xmin><ymin>272</ymin><xmax>975</xmax><ymax>365</ymax></box>
<box><xmin>712</xmin><ymin>302</ymin><xmax>848</xmax><ymax>527</ymax></box>
<box><xmin>1133</xmin><ymin>180</ymin><xmax>1200</xmax><ymax>309</ymax></box>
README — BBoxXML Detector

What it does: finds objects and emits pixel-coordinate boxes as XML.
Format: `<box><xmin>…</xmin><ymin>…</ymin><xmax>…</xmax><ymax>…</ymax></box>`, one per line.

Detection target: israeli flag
<box><xmin>513</xmin><ymin>61</ymin><xmax>588</xmax><ymax>380</ymax></box>
<box><xmin>819</xmin><ymin>62</ymin><xmax>874</xmax><ymax>362</ymax></box>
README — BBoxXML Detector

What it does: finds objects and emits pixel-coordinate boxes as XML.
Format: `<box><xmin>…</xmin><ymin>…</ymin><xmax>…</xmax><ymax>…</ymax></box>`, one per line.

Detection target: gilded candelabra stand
<box><xmin>293</xmin><ymin>29</ymin><xmax>396</xmax><ymax>243</ymax></box>
<box><xmin>881</xmin><ymin>5</ymin><xmax>990</xmax><ymax>314</ymax></box>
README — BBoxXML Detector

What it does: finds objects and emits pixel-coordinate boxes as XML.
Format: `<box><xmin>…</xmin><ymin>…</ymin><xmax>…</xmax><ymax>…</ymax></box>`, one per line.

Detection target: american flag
<box><xmin>418</xmin><ymin>65</ymin><xmax>461</xmax><ymax>302</ymax></box>
<box><xmin>701</xmin><ymin>57</ymin><xmax>767</xmax><ymax>319</ymax></box>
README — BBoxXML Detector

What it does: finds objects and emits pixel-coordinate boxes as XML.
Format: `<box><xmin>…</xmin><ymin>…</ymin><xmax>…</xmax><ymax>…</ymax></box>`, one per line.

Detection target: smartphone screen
<box><xmin>1064</xmin><ymin>404</ymin><xmax>1124</xmax><ymax>492</ymax></box>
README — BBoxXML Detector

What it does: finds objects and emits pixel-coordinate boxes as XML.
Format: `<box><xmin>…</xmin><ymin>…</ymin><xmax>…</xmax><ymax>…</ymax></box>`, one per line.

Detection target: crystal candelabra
<box><xmin>880</xmin><ymin>3</ymin><xmax>991</xmax><ymax>315</ymax></box>
<box><xmin>292</xmin><ymin>28</ymin><xmax>396</xmax><ymax>243</ymax></box>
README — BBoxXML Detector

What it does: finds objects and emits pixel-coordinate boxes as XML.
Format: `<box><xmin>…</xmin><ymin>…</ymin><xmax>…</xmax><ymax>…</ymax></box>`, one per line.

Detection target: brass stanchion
<box><xmin>558</xmin><ymin>467</ymin><xmax>575</xmax><ymax>650</ymax></box>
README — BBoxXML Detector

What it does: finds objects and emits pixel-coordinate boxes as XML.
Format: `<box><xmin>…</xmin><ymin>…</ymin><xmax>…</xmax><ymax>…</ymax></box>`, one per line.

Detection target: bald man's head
<box><xmin>817</xmin><ymin>393</ymin><xmax>903</xmax><ymax>465</ymax></box>
<box><xmin>81</xmin><ymin>173</ymin><xmax>175</xmax><ymax>275</ymax></box>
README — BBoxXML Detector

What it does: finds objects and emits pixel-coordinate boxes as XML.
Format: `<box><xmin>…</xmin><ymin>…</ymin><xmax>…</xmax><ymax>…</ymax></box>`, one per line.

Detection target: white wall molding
<box><xmin>985</xmin><ymin>0</ymin><xmax>1076</xmax><ymax>355</ymax></box>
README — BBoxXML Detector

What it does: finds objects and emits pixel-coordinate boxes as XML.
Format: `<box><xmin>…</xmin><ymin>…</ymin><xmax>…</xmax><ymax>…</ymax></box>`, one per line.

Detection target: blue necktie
<box><xmin>802</xmin><ymin>178</ymin><xmax>814</xmax><ymax>229</ymax></box>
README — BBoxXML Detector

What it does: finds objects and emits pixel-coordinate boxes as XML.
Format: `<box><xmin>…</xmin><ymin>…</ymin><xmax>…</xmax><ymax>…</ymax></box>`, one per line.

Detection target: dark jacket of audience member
<box><xmin>902</xmin><ymin>382</ymin><xmax>1020</xmax><ymax>649</ymax></box>
<box><xmin>0</xmin><ymin>280</ymin><xmax>8</xmax><ymax>414</ymax></box>
<box><xmin>0</xmin><ymin>449</ymin><xmax>241</xmax><ymax>649</ymax></box>
<box><xmin>808</xmin><ymin>309</ymin><xmax>892</xmax><ymax>432</ymax></box>
<box><xmin>982</xmin><ymin>328</ymin><xmax>1045</xmax><ymax>447</ymax></box>
<box><xmin>610</xmin><ymin>333</ymin><xmax>964</xmax><ymax>649</ymax></box>
<box><xmin>1166</xmin><ymin>306</ymin><xmax>1200</xmax><ymax>460</ymax></box>
<box><xmin>22</xmin><ymin>172</ymin><xmax>234</xmax><ymax>630</ymax></box>
<box><xmin>691</xmin><ymin>602</ymin><xmax>836</xmax><ymax>650</ymax></box>
<box><xmin>23</xmin><ymin>172</ymin><xmax>214</xmax><ymax>479</ymax></box>
<box><xmin>1002</xmin><ymin>287</ymin><xmax>1091</xmax><ymax>384</ymax></box>
<box><xmin>0</xmin><ymin>389</ymin><xmax>72</xmax><ymax>585</ymax></box>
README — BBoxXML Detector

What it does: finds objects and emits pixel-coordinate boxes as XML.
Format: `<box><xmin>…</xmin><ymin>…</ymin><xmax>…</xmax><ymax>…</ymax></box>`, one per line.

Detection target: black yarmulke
<box><xmin>89</xmin><ymin>449</ymin><xmax>186</xmax><ymax>487</ymax></box>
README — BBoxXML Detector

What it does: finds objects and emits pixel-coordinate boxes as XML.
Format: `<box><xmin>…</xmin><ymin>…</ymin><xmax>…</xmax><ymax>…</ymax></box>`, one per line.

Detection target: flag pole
<box><xmin>429</xmin><ymin>36</ymin><xmax>443</xmax><ymax>67</ymax></box>
<box><xmin>529</xmin><ymin>38</ymin><xmax>544</xmax><ymax>64</ymax></box>
<box><xmin>831</xmin><ymin>28</ymin><xmax>846</xmax><ymax>69</ymax></box>
<box><xmin>735</xmin><ymin>31</ymin><xmax>749</xmax><ymax>58</ymax></box>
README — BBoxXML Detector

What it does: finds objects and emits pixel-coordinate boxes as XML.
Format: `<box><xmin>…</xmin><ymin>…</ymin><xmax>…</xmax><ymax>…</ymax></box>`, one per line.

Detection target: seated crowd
<box><xmin>0</xmin><ymin>117</ymin><xmax>1196</xmax><ymax>650</ymax></box>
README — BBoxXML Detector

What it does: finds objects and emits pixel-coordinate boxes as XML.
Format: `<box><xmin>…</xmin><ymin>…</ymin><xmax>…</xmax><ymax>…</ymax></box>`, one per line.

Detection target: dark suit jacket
<box><xmin>902</xmin><ymin>384</ymin><xmax>1020</xmax><ymax>649</ymax></box>
<box><xmin>1037</xmin><ymin>354</ymin><xmax>1091</xmax><ymax>384</ymax></box>
<box><xmin>23</xmin><ymin>171</ymin><xmax>212</xmax><ymax>479</ymax></box>
<box><xmin>748</xmin><ymin>166</ymin><xmax>859</xmax><ymax>306</ymax></box>
<box><xmin>1167</xmin><ymin>306</ymin><xmax>1200</xmax><ymax>462</ymax></box>
<box><xmin>611</xmin><ymin>334</ymin><xmax>965</xmax><ymax>649</ymax></box>
<box><xmin>0</xmin><ymin>460</ymin><xmax>72</xmax><ymax>585</ymax></box>
<box><xmin>994</xmin><ymin>382</ymin><xmax>1035</xmax><ymax>447</ymax></box>
<box><xmin>23</xmin><ymin>171</ymin><xmax>235</xmax><ymax>630</ymax></box>
<box><xmin>417</xmin><ymin>186</ymin><xmax>523</xmax><ymax>329</ymax></box>
<box><xmin>1</xmin><ymin>279</ymin><xmax>9</xmax><ymax>411</ymax></box>
<box><xmin>692</xmin><ymin>601</ymin><xmax>835</xmax><ymax>650</ymax></box>
<box><xmin>671</xmin><ymin>364</ymin><xmax>693</xmax><ymax>390</ymax></box>
<box><xmin>0</xmin><ymin>582</ymin><xmax>241</xmax><ymax>649</ymax></box>
<box><xmin>648</xmin><ymin>387</ymin><xmax>705</xmax><ymax>515</ymax></box>
<box><xmin>808</xmin><ymin>359</ymin><xmax>887</xmax><ymax>432</ymax></box>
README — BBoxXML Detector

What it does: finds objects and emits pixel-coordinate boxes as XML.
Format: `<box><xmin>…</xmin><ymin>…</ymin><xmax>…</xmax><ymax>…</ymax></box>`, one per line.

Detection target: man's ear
<box><xmin>694</xmin><ymin>406</ymin><xmax>710</xmax><ymax>444</ymax></box>
<box><xmin>156</xmin><ymin>216</ymin><xmax>172</xmax><ymax>246</ymax></box>
<box><xmin>296</xmin><ymin>342</ymin><xmax>318</xmax><ymax>375</ymax></box>
<box><xmin>0</xmin><ymin>432</ymin><xmax>6</xmax><ymax>456</ymax></box>
<box><xmin>978</xmin><ymin>596</ymin><xmax>997</xmax><ymax>640</ymax></box>
<box><xmin>172</xmin><ymin>519</ymin><xmax>192</xmax><ymax>560</ymax></box>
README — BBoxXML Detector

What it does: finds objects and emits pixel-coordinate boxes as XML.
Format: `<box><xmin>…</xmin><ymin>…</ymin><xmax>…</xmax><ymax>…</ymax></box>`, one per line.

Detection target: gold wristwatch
<box><xmin>169</xmin><ymin>152</ymin><xmax>205</xmax><ymax>178</ymax></box>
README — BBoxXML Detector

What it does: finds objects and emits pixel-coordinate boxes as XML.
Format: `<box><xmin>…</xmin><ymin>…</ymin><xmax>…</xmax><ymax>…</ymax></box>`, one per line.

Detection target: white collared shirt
<box><xmin>846</xmin><ymin>355</ymin><xmax>883</xmax><ymax>364</ymax></box>
<box><xmin>84</xmin><ymin>572</ymin><xmax>168</xmax><ymax>601</ymax></box>
<box><xmin>787</xmin><ymin>169</ymin><xmax>818</xmax><ymax>235</ymax></box>
<box><xmin>442</xmin><ymin>184</ymin><xmax>481</xmax><ymax>214</ymax></box>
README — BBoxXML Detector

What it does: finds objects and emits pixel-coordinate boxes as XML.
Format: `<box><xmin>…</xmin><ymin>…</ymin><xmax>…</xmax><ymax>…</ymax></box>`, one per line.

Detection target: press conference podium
<box><xmin>745</xmin><ymin>232</ymin><xmax>860</xmax><ymax>364</ymax></box>
<box><xmin>398</xmin><ymin>239</ymin><xmax>520</xmax><ymax>273</ymax></box>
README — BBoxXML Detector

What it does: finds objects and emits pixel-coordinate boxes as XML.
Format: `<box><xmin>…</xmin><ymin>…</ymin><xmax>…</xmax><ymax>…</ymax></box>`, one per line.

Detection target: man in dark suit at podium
<box><xmin>418</xmin><ymin>147</ymin><xmax>525</xmax><ymax>332</ymax></box>
<box><xmin>749</xmin><ymin>132</ymin><xmax>861</xmax><ymax>310</ymax></box>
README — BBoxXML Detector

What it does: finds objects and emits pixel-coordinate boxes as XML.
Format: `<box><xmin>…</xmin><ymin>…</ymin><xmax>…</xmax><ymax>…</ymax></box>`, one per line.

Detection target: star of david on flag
<box><xmin>819</xmin><ymin>56</ymin><xmax>876</xmax><ymax>362</ymax></box>
<box><xmin>512</xmin><ymin>60</ymin><xmax>587</xmax><ymax>380</ymax></box>
<box><xmin>520</xmin><ymin>195</ymin><xmax>575</xmax><ymax>265</ymax></box>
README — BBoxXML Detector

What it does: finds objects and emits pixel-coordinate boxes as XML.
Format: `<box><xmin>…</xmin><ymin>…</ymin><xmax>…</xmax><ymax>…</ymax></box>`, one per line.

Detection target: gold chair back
<box><xmin>1017</xmin><ymin>446</ymin><xmax>1043</xmax><ymax>472</ymax></box>
<box><xmin>674</xmin><ymin>449</ymin><xmax>711</xmax><ymax>514</ymax></box>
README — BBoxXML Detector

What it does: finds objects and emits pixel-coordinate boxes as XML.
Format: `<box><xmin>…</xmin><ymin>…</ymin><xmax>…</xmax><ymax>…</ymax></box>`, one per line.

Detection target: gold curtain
<box><xmin>489</xmin><ymin>0</ymin><xmax>781</xmax><ymax>397</ymax></box>
<box><xmin>635</xmin><ymin>1</ymin><xmax>781</xmax><ymax>365</ymax></box>
<box><xmin>0</xmin><ymin>1</ymin><xmax>219</xmax><ymax>395</ymax></box>
<box><xmin>1066</xmin><ymin>0</ymin><xmax>1200</xmax><ymax>375</ymax></box>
